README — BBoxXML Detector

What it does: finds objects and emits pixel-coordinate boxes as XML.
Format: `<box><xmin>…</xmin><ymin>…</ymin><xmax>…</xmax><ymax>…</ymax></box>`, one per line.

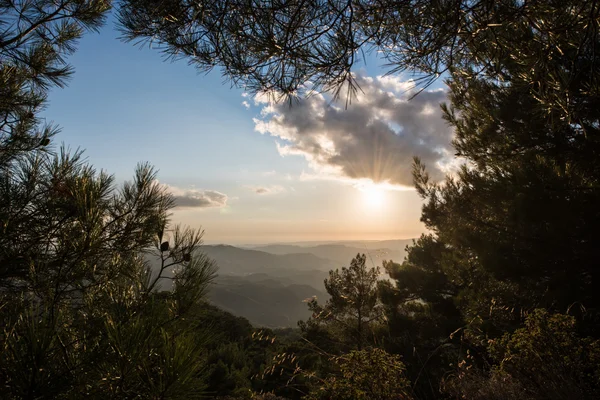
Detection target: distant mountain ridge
<box><xmin>249</xmin><ymin>239</ymin><xmax>413</xmax><ymax>267</ymax></box>
<box><xmin>201</xmin><ymin>244</ymin><xmax>336</xmax><ymax>275</ymax></box>
<box><xmin>245</xmin><ymin>239</ymin><xmax>414</xmax><ymax>248</ymax></box>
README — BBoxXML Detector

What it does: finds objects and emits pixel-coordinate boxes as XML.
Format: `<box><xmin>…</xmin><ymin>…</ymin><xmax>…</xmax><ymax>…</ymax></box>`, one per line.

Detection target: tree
<box><xmin>0</xmin><ymin>155</ymin><xmax>218</xmax><ymax>398</ymax></box>
<box><xmin>0</xmin><ymin>2</ymin><xmax>220</xmax><ymax>397</ymax></box>
<box><xmin>406</xmin><ymin>50</ymin><xmax>600</xmax><ymax>325</ymax></box>
<box><xmin>300</xmin><ymin>254</ymin><xmax>383</xmax><ymax>351</ymax></box>
<box><xmin>360</xmin><ymin>3</ymin><xmax>600</xmax><ymax>393</ymax></box>
<box><xmin>1</xmin><ymin>0</ymin><xmax>111</xmax><ymax>163</ymax></box>
<box><xmin>376</xmin><ymin>42</ymin><xmax>600</xmax><ymax>392</ymax></box>
<box><xmin>117</xmin><ymin>0</ymin><xmax>599</xmax><ymax>115</ymax></box>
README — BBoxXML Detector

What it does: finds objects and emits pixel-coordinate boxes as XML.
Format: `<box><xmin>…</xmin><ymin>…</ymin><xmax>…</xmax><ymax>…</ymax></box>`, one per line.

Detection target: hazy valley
<box><xmin>199</xmin><ymin>240</ymin><xmax>412</xmax><ymax>327</ymax></box>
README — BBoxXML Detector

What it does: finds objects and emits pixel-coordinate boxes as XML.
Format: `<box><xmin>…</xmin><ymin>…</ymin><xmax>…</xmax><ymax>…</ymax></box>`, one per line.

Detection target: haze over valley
<box><xmin>200</xmin><ymin>239</ymin><xmax>413</xmax><ymax>327</ymax></box>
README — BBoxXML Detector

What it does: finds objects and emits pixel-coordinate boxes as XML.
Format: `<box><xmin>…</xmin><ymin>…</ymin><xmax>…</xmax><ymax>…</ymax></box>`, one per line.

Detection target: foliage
<box><xmin>299</xmin><ymin>254</ymin><xmax>383</xmax><ymax>351</ymax></box>
<box><xmin>445</xmin><ymin>310</ymin><xmax>600</xmax><ymax>400</ymax></box>
<box><xmin>1</xmin><ymin>0</ymin><xmax>111</xmax><ymax>161</ymax></box>
<box><xmin>252</xmin><ymin>331</ymin><xmax>329</xmax><ymax>399</ymax></box>
<box><xmin>306</xmin><ymin>347</ymin><xmax>412</xmax><ymax>400</ymax></box>
<box><xmin>376</xmin><ymin>4</ymin><xmax>600</xmax><ymax>381</ymax></box>
<box><xmin>0</xmin><ymin>1</ymin><xmax>221</xmax><ymax>397</ymax></box>
<box><xmin>117</xmin><ymin>0</ymin><xmax>600</xmax><ymax>112</ymax></box>
<box><xmin>0</xmin><ymin>154</ymin><xmax>218</xmax><ymax>398</ymax></box>
<box><xmin>378</xmin><ymin>251</ymin><xmax>463</xmax><ymax>399</ymax></box>
<box><xmin>217</xmin><ymin>394</ymin><xmax>288</xmax><ymax>400</ymax></box>
<box><xmin>198</xmin><ymin>304</ymin><xmax>275</xmax><ymax>398</ymax></box>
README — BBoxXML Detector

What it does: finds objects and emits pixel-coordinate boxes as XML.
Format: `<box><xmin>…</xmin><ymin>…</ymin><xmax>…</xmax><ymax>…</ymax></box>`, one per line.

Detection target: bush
<box><xmin>444</xmin><ymin>309</ymin><xmax>600</xmax><ymax>400</ymax></box>
<box><xmin>306</xmin><ymin>347</ymin><xmax>412</xmax><ymax>400</ymax></box>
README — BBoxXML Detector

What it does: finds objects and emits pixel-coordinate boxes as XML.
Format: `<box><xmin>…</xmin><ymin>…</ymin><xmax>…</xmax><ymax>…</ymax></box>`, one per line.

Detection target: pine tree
<box><xmin>0</xmin><ymin>152</ymin><xmax>218</xmax><ymax>398</ymax></box>
<box><xmin>117</xmin><ymin>0</ymin><xmax>600</xmax><ymax>114</ymax></box>
<box><xmin>367</xmin><ymin>3</ymin><xmax>600</xmax><ymax>396</ymax></box>
<box><xmin>300</xmin><ymin>254</ymin><xmax>383</xmax><ymax>351</ymax></box>
<box><xmin>1</xmin><ymin>2</ymin><xmax>219</xmax><ymax>398</ymax></box>
<box><xmin>1</xmin><ymin>0</ymin><xmax>111</xmax><ymax>163</ymax></box>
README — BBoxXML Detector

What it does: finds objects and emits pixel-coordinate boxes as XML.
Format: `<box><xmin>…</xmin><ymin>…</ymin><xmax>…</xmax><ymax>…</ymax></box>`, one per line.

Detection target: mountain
<box><xmin>341</xmin><ymin>239</ymin><xmax>415</xmax><ymax>250</ymax></box>
<box><xmin>200</xmin><ymin>244</ymin><xmax>336</xmax><ymax>274</ymax></box>
<box><xmin>248</xmin><ymin>239</ymin><xmax>413</xmax><ymax>248</ymax></box>
<box><xmin>197</xmin><ymin>245</ymin><xmax>332</xmax><ymax>326</ymax></box>
<box><xmin>147</xmin><ymin>242</ymin><xmax>412</xmax><ymax>328</ymax></box>
<box><xmin>198</xmin><ymin>244</ymin><xmax>332</xmax><ymax>289</ymax></box>
<box><xmin>209</xmin><ymin>275</ymin><xmax>327</xmax><ymax>328</ymax></box>
<box><xmin>251</xmin><ymin>240</ymin><xmax>413</xmax><ymax>267</ymax></box>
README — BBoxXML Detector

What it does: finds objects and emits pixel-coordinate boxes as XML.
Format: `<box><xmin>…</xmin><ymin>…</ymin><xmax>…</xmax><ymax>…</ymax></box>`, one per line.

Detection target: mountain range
<box><xmin>196</xmin><ymin>240</ymin><xmax>413</xmax><ymax>327</ymax></box>
<box><xmin>248</xmin><ymin>239</ymin><xmax>413</xmax><ymax>266</ymax></box>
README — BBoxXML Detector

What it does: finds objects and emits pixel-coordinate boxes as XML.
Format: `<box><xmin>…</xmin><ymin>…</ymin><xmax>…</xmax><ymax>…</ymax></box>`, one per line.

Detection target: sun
<box><xmin>361</xmin><ymin>185</ymin><xmax>386</xmax><ymax>209</ymax></box>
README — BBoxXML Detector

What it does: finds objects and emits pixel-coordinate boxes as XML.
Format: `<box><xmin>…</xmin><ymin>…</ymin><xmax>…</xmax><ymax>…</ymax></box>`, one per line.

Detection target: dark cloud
<box><xmin>254</xmin><ymin>75</ymin><xmax>453</xmax><ymax>187</ymax></box>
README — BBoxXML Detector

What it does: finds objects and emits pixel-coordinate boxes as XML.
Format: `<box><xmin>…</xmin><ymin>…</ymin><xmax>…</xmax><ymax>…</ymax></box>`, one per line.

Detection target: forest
<box><xmin>1</xmin><ymin>0</ymin><xmax>599</xmax><ymax>399</ymax></box>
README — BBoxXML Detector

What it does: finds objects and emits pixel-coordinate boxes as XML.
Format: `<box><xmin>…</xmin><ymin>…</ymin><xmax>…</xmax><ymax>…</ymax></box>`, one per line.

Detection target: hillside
<box><xmin>197</xmin><ymin>245</ymin><xmax>331</xmax><ymax>326</ymax></box>
<box><xmin>146</xmin><ymin>245</ymin><xmax>332</xmax><ymax>327</ymax></box>
<box><xmin>147</xmin><ymin>243</ymin><xmax>411</xmax><ymax>328</ymax></box>
<box><xmin>209</xmin><ymin>275</ymin><xmax>327</xmax><ymax>328</ymax></box>
<box><xmin>201</xmin><ymin>244</ymin><xmax>336</xmax><ymax>274</ymax></box>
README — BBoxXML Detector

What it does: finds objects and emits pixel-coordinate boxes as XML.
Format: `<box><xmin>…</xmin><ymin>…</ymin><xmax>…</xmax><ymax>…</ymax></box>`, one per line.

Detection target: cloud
<box><xmin>245</xmin><ymin>185</ymin><xmax>286</xmax><ymax>195</ymax></box>
<box><xmin>253</xmin><ymin>74</ymin><xmax>453</xmax><ymax>187</ymax></box>
<box><xmin>161</xmin><ymin>183</ymin><xmax>228</xmax><ymax>208</ymax></box>
<box><xmin>242</xmin><ymin>100</ymin><xmax>250</xmax><ymax>109</ymax></box>
<box><xmin>299</xmin><ymin>171</ymin><xmax>414</xmax><ymax>192</ymax></box>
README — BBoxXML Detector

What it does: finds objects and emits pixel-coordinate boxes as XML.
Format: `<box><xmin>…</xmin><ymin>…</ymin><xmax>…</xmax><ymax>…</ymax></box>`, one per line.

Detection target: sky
<box><xmin>42</xmin><ymin>13</ymin><xmax>453</xmax><ymax>245</ymax></box>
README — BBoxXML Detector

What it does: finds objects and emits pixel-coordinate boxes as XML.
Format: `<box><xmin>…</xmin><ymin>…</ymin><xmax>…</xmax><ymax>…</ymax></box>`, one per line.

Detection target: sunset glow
<box><xmin>361</xmin><ymin>184</ymin><xmax>386</xmax><ymax>209</ymax></box>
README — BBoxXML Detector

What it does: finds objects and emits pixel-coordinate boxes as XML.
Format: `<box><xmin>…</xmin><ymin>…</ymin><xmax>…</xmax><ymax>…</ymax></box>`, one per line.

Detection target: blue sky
<box><xmin>42</xmin><ymin>13</ymin><xmax>452</xmax><ymax>244</ymax></box>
